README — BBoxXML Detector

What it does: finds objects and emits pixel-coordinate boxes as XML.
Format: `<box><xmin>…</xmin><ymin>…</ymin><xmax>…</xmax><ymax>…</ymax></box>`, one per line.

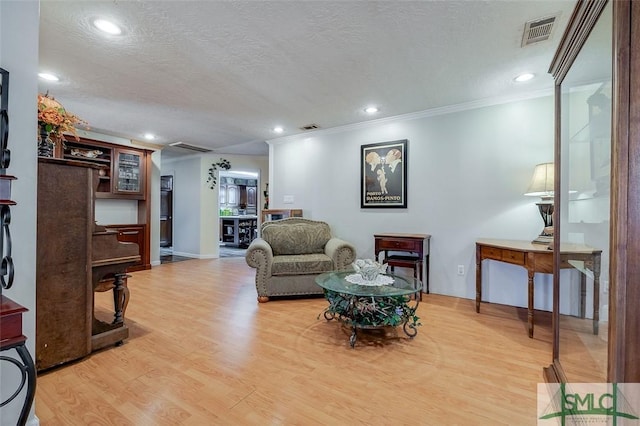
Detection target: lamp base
<box><xmin>531</xmin><ymin>203</ymin><xmax>554</xmax><ymax>245</ymax></box>
<box><xmin>532</xmin><ymin>225</ymin><xmax>554</xmax><ymax>245</ymax></box>
<box><xmin>531</xmin><ymin>235</ymin><xmax>553</xmax><ymax>245</ymax></box>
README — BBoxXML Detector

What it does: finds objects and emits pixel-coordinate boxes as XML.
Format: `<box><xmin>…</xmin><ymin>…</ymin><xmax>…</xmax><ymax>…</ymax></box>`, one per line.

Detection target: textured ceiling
<box><xmin>38</xmin><ymin>0</ymin><xmax>577</xmax><ymax>157</ymax></box>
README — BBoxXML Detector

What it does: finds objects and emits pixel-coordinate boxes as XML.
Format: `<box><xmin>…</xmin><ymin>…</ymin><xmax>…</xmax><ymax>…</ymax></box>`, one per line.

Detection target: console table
<box><xmin>374</xmin><ymin>233</ymin><xmax>431</xmax><ymax>293</ymax></box>
<box><xmin>475</xmin><ymin>238</ymin><xmax>601</xmax><ymax>338</ymax></box>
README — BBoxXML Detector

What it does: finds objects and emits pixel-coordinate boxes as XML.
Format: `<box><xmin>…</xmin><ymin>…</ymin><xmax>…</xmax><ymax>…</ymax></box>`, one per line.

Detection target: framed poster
<box><xmin>361</xmin><ymin>139</ymin><xmax>407</xmax><ymax>208</ymax></box>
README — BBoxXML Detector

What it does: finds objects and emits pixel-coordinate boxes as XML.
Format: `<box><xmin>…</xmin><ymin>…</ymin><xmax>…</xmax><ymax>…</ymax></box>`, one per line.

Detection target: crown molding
<box><xmin>267</xmin><ymin>88</ymin><xmax>554</xmax><ymax>145</ymax></box>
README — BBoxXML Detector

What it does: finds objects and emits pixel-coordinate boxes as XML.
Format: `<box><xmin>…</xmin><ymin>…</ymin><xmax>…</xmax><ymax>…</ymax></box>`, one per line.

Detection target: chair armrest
<box><xmin>245</xmin><ymin>238</ymin><xmax>274</xmax><ymax>302</ymax></box>
<box><xmin>245</xmin><ymin>238</ymin><xmax>273</xmax><ymax>273</ymax></box>
<box><xmin>325</xmin><ymin>238</ymin><xmax>357</xmax><ymax>270</ymax></box>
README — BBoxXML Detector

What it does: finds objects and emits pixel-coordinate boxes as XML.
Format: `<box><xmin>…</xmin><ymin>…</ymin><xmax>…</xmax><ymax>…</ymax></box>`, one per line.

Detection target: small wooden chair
<box><xmin>385</xmin><ymin>254</ymin><xmax>425</xmax><ymax>300</ymax></box>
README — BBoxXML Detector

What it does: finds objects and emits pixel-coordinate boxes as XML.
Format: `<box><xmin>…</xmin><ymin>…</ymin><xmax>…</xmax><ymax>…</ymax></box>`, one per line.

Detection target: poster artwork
<box><xmin>361</xmin><ymin>139</ymin><xmax>407</xmax><ymax>208</ymax></box>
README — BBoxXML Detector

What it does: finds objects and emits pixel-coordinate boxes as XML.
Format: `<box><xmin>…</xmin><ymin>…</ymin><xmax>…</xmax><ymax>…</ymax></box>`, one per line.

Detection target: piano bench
<box><xmin>385</xmin><ymin>255</ymin><xmax>425</xmax><ymax>299</ymax></box>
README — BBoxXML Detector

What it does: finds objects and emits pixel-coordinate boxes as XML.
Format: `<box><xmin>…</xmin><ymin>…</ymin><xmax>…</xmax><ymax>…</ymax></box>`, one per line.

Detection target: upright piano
<box><xmin>36</xmin><ymin>158</ymin><xmax>140</xmax><ymax>371</ymax></box>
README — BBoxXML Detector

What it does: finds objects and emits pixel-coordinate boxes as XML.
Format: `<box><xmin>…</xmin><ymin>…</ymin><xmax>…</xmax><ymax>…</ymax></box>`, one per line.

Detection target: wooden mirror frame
<box><xmin>545</xmin><ymin>0</ymin><xmax>640</xmax><ymax>383</ymax></box>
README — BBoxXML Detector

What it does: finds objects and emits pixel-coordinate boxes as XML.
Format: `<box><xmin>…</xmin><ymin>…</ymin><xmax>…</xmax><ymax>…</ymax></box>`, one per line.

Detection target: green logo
<box><xmin>539</xmin><ymin>383</ymin><xmax>639</xmax><ymax>425</ymax></box>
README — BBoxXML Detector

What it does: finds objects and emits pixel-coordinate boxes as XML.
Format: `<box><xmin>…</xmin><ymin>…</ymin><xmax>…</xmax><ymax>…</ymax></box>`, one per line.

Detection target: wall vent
<box><xmin>168</xmin><ymin>141</ymin><xmax>212</xmax><ymax>152</ymax></box>
<box><xmin>521</xmin><ymin>14</ymin><xmax>557</xmax><ymax>47</ymax></box>
<box><xmin>299</xmin><ymin>124</ymin><xmax>320</xmax><ymax>131</ymax></box>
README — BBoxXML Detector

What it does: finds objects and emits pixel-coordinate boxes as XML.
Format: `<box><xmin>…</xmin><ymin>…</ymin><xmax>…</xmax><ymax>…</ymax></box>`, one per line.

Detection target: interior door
<box><xmin>160</xmin><ymin>175</ymin><xmax>173</xmax><ymax>247</ymax></box>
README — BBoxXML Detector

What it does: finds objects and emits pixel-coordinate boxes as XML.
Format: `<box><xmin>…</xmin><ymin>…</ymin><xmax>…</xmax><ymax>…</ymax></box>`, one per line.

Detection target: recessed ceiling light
<box><xmin>38</xmin><ymin>72</ymin><xmax>59</xmax><ymax>81</ymax></box>
<box><xmin>364</xmin><ymin>106</ymin><xmax>379</xmax><ymax>114</ymax></box>
<box><xmin>514</xmin><ymin>73</ymin><xmax>535</xmax><ymax>82</ymax></box>
<box><xmin>93</xmin><ymin>19</ymin><xmax>122</xmax><ymax>35</ymax></box>
<box><xmin>273</xmin><ymin>126</ymin><xmax>284</xmax><ymax>133</ymax></box>
<box><xmin>144</xmin><ymin>133</ymin><xmax>155</xmax><ymax>140</ymax></box>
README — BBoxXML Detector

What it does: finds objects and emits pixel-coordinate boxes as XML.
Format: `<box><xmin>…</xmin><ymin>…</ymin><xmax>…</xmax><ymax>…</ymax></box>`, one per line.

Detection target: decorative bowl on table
<box><xmin>70</xmin><ymin>148</ymin><xmax>103</xmax><ymax>158</ymax></box>
<box><xmin>352</xmin><ymin>258</ymin><xmax>387</xmax><ymax>281</ymax></box>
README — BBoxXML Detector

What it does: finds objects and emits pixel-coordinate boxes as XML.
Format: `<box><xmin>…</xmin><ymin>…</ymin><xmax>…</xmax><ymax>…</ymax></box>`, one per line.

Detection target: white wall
<box><xmin>0</xmin><ymin>1</ymin><xmax>39</xmax><ymax>425</ymax></box>
<box><xmin>162</xmin><ymin>152</ymin><xmax>268</xmax><ymax>258</ymax></box>
<box><xmin>163</xmin><ymin>156</ymin><xmax>203</xmax><ymax>257</ymax></box>
<box><xmin>268</xmin><ymin>95</ymin><xmax>557</xmax><ymax>309</ymax></box>
<box><xmin>95</xmin><ymin>199</ymin><xmax>139</xmax><ymax>224</ymax></box>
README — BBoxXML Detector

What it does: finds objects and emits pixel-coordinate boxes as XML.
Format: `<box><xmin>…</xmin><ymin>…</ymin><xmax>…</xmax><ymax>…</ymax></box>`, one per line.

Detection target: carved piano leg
<box><xmin>112</xmin><ymin>273</ymin><xmax>130</xmax><ymax>325</ymax></box>
<box><xmin>121</xmin><ymin>282</ymin><xmax>130</xmax><ymax>320</ymax></box>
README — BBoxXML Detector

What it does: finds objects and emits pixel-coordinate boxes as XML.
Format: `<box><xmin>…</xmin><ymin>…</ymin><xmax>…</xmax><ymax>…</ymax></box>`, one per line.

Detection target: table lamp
<box><xmin>524</xmin><ymin>162</ymin><xmax>554</xmax><ymax>245</ymax></box>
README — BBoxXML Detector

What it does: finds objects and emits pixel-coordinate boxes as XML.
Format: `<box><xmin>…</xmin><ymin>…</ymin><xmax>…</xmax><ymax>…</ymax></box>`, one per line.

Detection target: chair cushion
<box><xmin>271</xmin><ymin>254</ymin><xmax>334</xmax><ymax>275</ymax></box>
<box><xmin>262</xmin><ymin>222</ymin><xmax>331</xmax><ymax>255</ymax></box>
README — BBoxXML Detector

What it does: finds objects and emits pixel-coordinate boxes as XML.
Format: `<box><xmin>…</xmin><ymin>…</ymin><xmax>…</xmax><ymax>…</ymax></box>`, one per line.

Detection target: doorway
<box><xmin>160</xmin><ymin>175</ymin><xmax>173</xmax><ymax>248</ymax></box>
<box><xmin>219</xmin><ymin>170</ymin><xmax>259</xmax><ymax>257</ymax></box>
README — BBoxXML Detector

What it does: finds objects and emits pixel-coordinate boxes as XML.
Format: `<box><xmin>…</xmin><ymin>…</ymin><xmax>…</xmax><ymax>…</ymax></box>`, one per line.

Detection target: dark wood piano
<box><xmin>36</xmin><ymin>158</ymin><xmax>140</xmax><ymax>371</ymax></box>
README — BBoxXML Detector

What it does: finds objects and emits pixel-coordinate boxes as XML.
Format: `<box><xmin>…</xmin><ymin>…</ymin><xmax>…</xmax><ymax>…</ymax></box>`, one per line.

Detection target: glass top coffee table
<box><xmin>315</xmin><ymin>271</ymin><xmax>422</xmax><ymax>348</ymax></box>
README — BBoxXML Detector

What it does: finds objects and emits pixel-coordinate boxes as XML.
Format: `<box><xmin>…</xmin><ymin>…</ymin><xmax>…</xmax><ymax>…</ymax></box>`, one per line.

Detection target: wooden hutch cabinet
<box><xmin>56</xmin><ymin>136</ymin><xmax>153</xmax><ymax>270</ymax></box>
<box><xmin>61</xmin><ymin>137</ymin><xmax>148</xmax><ymax>200</ymax></box>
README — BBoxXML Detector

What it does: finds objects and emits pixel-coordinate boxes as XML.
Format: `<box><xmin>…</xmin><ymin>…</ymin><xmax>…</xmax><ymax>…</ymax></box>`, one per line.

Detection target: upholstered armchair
<box><xmin>245</xmin><ymin>218</ymin><xmax>356</xmax><ymax>302</ymax></box>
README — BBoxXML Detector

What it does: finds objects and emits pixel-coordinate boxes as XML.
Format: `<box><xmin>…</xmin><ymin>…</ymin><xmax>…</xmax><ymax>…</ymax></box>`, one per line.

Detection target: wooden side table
<box><xmin>0</xmin><ymin>295</ymin><xmax>36</xmax><ymax>426</ymax></box>
<box><xmin>374</xmin><ymin>233</ymin><xmax>431</xmax><ymax>294</ymax></box>
<box><xmin>475</xmin><ymin>238</ymin><xmax>601</xmax><ymax>338</ymax></box>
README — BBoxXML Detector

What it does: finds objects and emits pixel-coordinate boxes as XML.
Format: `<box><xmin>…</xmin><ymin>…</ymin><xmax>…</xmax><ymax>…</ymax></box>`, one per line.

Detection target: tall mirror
<box><xmin>548</xmin><ymin>1</ymin><xmax>612</xmax><ymax>382</ymax></box>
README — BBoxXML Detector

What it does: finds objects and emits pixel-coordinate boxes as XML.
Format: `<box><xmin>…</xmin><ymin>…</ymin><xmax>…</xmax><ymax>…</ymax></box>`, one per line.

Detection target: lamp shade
<box><xmin>524</xmin><ymin>162</ymin><xmax>554</xmax><ymax>199</ymax></box>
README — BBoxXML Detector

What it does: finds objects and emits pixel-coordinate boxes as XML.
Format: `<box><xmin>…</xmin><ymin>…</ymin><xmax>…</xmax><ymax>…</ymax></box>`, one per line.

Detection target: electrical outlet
<box><xmin>457</xmin><ymin>265</ymin><xmax>465</xmax><ymax>276</ymax></box>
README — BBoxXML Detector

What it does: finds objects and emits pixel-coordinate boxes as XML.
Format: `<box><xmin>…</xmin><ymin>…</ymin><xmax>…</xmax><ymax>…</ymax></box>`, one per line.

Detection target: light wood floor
<box><xmin>36</xmin><ymin>257</ymin><xmax>555</xmax><ymax>425</ymax></box>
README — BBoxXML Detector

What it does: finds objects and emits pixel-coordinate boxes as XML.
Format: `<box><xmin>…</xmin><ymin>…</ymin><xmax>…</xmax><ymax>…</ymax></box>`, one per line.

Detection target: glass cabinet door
<box><xmin>556</xmin><ymin>1</ymin><xmax>612</xmax><ymax>382</ymax></box>
<box><xmin>114</xmin><ymin>148</ymin><xmax>144</xmax><ymax>196</ymax></box>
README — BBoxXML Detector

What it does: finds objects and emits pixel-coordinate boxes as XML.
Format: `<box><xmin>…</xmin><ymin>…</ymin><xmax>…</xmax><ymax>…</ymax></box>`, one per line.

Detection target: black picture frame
<box><xmin>360</xmin><ymin>139</ymin><xmax>407</xmax><ymax>208</ymax></box>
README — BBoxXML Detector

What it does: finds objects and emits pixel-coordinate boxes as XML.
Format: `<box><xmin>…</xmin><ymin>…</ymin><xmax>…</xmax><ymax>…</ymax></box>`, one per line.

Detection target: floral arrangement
<box><xmin>38</xmin><ymin>92</ymin><xmax>88</xmax><ymax>141</ymax></box>
<box><xmin>320</xmin><ymin>290</ymin><xmax>421</xmax><ymax>329</ymax></box>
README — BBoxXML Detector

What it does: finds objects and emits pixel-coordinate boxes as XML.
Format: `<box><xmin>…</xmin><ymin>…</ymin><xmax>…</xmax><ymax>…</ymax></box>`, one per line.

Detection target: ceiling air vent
<box><xmin>521</xmin><ymin>15</ymin><xmax>557</xmax><ymax>47</ymax></box>
<box><xmin>299</xmin><ymin>124</ymin><xmax>320</xmax><ymax>131</ymax></box>
<box><xmin>168</xmin><ymin>141</ymin><xmax>212</xmax><ymax>152</ymax></box>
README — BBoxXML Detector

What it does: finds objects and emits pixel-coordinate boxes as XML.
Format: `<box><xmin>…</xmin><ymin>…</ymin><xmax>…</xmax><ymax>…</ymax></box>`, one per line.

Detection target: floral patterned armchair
<box><xmin>245</xmin><ymin>218</ymin><xmax>356</xmax><ymax>302</ymax></box>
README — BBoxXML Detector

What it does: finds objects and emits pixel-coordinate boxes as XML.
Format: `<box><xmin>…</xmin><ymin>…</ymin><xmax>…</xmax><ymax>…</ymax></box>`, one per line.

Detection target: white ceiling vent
<box><xmin>168</xmin><ymin>141</ymin><xmax>212</xmax><ymax>152</ymax></box>
<box><xmin>521</xmin><ymin>15</ymin><xmax>558</xmax><ymax>47</ymax></box>
<box><xmin>299</xmin><ymin>124</ymin><xmax>320</xmax><ymax>131</ymax></box>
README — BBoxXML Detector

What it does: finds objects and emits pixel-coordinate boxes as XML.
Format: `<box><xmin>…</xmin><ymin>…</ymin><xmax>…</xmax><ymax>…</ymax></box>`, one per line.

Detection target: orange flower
<box><xmin>39</xmin><ymin>109</ymin><xmax>64</xmax><ymax>125</ymax></box>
